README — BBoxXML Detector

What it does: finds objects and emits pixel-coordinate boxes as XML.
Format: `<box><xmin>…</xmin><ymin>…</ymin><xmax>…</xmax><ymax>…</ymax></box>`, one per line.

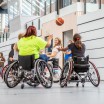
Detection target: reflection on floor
<box><xmin>0</xmin><ymin>78</ymin><xmax>104</xmax><ymax>104</ymax></box>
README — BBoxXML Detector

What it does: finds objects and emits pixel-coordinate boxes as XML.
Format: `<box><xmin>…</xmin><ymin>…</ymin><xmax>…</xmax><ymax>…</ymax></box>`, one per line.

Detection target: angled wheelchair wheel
<box><xmin>5</xmin><ymin>61</ymin><xmax>21</xmax><ymax>88</ymax></box>
<box><xmin>88</xmin><ymin>61</ymin><xmax>100</xmax><ymax>87</ymax></box>
<box><xmin>1</xmin><ymin>65</ymin><xmax>9</xmax><ymax>81</ymax></box>
<box><xmin>35</xmin><ymin>59</ymin><xmax>53</xmax><ymax>88</ymax></box>
<box><xmin>60</xmin><ymin>61</ymin><xmax>72</xmax><ymax>88</ymax></box>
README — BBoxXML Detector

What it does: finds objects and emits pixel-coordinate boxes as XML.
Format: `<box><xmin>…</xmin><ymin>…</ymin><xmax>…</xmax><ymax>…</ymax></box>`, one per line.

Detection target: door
<box><xmin>63</xmin><ymin>29</ymin><xmax>73</xmax><ymax>65</ymax></box>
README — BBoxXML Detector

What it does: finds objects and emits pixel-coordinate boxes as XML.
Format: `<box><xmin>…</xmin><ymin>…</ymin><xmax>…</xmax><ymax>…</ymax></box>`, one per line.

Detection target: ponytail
<box><xmin>75</xmin><ymin>40</ymin><xmax>83</xmax><ymax>50</ymax></box>
<box><xmin>73</xmin><ymin>33</ymin><xmax>82</xmax><ymax>50</ymax></box>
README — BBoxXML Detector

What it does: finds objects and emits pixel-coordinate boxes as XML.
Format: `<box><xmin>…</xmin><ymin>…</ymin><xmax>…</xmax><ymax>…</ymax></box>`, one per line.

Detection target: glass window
<box><xmin>22</xmin><ymin>0</ymin><xmax>32</xmax><ymax>16</ymax></box>
<box><xmin>86</xmin><ymin>0</ymin><xmax>99</xmax><ymax>13</ymax></box>
<box><xmin>63</xmin><ymin>0</ymin><xmax>73</xmax><ymax>7</ymax></box>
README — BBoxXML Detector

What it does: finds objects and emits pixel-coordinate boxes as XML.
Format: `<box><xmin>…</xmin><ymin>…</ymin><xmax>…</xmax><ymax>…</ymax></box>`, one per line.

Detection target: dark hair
<box><xmin>73</xmin><ymin>33</ymin><xmax>82</xmax><ymax>49</ymax></box>
<box><xmin>0</xmin><ymin>52</ymin><xmax>3</xmax><ymax>57</ymax></box>
<box><xmin>73</xmin><ymin>33</ymin><xmax>81</xmax><ymax>42</ymax></box>
<box><xmin>24</xmin><ymin>26</ymin><xmax>37</xmax><ymax>37</ymax></box>
<box><xmin>0</xmin><ymin>52</ymin><xmax>5</xmax><ymax>60</ymax></box>
<box><xmin>11</xmin><ymin>44</ymin><xmax>15</xmax><ymax>50</ymax></box>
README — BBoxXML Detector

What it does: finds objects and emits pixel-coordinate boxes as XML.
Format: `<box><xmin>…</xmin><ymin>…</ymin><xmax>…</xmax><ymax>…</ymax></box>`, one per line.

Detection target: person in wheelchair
<box><xmin>17</xmin><ymin>26</ymin><xmax>53</xmax><ymax>87</ymax></box>
<box><xmin>58</xmin><ymin>34</ymin><xmax>100</xmax><ymax>87</ymax></box>
<box><xmin>39</xmin><ymin>37</ymin><xmax>62</xmax><ymax>82</ymax></box>
<box><xmin>58</xmin><ymin>33</ymin><xmax>86</xmax><ymax>80</ymax></box>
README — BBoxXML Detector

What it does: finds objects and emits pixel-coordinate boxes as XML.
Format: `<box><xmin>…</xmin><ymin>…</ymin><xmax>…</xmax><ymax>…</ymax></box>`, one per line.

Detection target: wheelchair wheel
<box><xmin>60</xmin><ymin>62</ymin><xmax>72</xmax><ymax>88</ymax></box>
<box><xmin>1</xmin><ymin>65</ymin><xmax>9</xmax><ymax>81</ymax></box>
<box><xmin>5</xmin><ymin>61</ymin><xmax>21</xmax><ymax>88</ymax></box>
<box><xmin>88</xmin><ymin>61</ymin><xmax>100</xmax><ymax>87</ymax></box>
<box><xmin>35</xmin><ymin>59</ymin><xmax>53</xmax><ymax>88</ymax></box>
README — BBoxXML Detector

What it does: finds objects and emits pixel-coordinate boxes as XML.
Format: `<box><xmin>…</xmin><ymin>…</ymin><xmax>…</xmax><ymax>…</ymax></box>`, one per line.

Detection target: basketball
<box><xmin>56</xmin><ymin>17</ymin><xmax>64</xmax><ymax>26</ymax></box>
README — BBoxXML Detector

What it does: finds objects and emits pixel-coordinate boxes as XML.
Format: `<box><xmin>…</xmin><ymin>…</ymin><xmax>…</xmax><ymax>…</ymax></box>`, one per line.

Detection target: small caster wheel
<box><xmin>65</xmin><ymin>83</ymin><xmax>67</xmax><ymax>87</ymax></box>
<box><xmin>21</xmin><ymin>84</ymin><xmax>24</xmax><ymax>89</ymax></box>
<box><xmin>82</xmin><ymin>84</ymin><xmax>84</xmax><ymax>87</ymax></box>
<box><xmin>76</xmin><ymin>83</ymin><xmax>79</xmax><ymax>87</ymax></box>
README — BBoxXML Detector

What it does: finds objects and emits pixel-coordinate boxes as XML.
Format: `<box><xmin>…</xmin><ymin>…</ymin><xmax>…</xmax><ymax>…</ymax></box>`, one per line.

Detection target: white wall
<box><xmin>77</xmin><ymin>8</ymin><xmax>104</xmax><ymax>80</ymax></box>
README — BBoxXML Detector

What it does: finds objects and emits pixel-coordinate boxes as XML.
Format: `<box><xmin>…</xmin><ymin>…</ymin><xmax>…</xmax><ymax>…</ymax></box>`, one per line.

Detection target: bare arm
<box><xmin>45</xmin><ymin>35</ymin><xmax>53</xmax><ymax>48</ymax></box>
<box><xmin>47</xmin><ymin>52</ymin><xmax>57</xmax><ymax>58</ymax></box>
<box><xmin>58</xmin><ymin>47</ymin><xmax>68</xmax><ymax>51</ymax></box>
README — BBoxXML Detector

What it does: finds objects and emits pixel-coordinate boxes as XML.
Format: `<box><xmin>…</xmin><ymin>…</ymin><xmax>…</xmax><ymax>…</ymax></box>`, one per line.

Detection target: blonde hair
<box><xmin>14</xmin><ymin>43</ymin><xmax>19</xmax><ymax>52</ymax></box>
<box><xmin>14</xmin><ymin>33</ymin><xmax>23</xmax><ymax>52</ymax></box>
<box><xmin>54</xmin><ymin>37</ymin><xmax>62</xmax><ymax>47</ymax></box>
<box><xmin>18</xmin><ymin>33</ymin><xmax>24</xmax><ymax>40</ymax></box>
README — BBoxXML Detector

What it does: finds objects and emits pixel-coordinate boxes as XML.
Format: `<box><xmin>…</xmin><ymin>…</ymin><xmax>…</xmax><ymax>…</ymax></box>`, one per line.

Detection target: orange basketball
<box><xmin>56</xmin><ymin>17</ymin><xmax>64</xmax><ymax>26</ymax></box>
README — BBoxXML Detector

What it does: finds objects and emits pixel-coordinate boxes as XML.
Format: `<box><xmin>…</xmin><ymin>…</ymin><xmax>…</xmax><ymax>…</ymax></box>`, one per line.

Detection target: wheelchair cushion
<box><xmin>18</xmin><ymin>55</ymin><xmax>34</xmax><ymax>71</ymax></box>
<box><xmin>73</xmin><ymin>56</ymin><xmax>90</xmax><ymax>72</ymax></box>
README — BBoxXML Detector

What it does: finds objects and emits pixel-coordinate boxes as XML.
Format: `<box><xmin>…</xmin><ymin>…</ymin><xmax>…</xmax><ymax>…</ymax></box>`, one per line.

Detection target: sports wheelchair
<box><xmin>47</xmin><ymin>58</ymin><xmax>62</xmax><ymax>83</ymax></box>
<box><xmin>5</xmin><ymin>55</ymin><xmax>53</xmax><ymax>89</ymax></box>
<box><xmin>60</xmin><ymin>56</ymin><xmax>100</xmax><ymax>87</ymax></box>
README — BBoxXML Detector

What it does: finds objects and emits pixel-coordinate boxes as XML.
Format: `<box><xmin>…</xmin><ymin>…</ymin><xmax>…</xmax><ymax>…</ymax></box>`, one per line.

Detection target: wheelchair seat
<box><xmin>18</xmin><ymin>55</ymin><xmax>34</xmax><ymax>71</ymax></box>
<box><xmin>73</xmin><ymin>56</ymin><xmax>90</xmax><ymax>73</ymax></box>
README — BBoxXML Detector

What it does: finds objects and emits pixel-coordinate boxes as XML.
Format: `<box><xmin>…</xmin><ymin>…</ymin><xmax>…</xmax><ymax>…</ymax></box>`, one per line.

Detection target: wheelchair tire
<box><xmin>1</xmin><ymin>65</ymin><xmax>9</xmax><ymax>81</ymax></box>
<box><xmin>5</xmin><ymin>61</ymin><xmax>21</xmax><ymax>88</ymax></box>
<box><xmin>88</xmin><ymin>61</ymin><xmax>100</xmax><ymax>87</ymax></box>
<box><xmin>35</xmin><ymin>59</ymin><xmax>53</xmax><ymax>88</ymax></box>
<box><xmin>60</xmin><ymin>62</ymin><xmax>70</xmax><ymax>88</ymax></box>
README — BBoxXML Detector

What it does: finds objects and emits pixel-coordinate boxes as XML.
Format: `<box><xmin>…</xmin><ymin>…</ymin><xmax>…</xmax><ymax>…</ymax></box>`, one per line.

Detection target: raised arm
<box><xmin>45</xmin><ymin>35</ymin><xmax>53</xmax><ymax>48</ymax></box>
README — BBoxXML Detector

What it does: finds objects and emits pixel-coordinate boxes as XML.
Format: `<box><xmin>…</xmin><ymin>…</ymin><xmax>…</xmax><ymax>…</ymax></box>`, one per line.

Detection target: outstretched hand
<box><xmin>47</xmin><ymin>35</ymin><xmax>53</xmax><ymax>40</ymax></box>
<box><xmin>57</xmin><ymin>47</ymin><xmax>62</xmax><ymax>51</ymax></box>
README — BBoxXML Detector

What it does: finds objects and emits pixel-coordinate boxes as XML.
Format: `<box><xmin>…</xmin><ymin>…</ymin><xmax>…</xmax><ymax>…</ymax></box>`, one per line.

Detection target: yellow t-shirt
<box><xmin>17</xmin><ymin>36</ymin><xmax>47</xmax><ymax>59</ymax></box>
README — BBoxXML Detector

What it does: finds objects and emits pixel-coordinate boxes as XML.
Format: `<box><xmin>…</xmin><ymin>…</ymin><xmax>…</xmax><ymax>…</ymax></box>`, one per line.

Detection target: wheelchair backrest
<box><xmin>73</xmin><ymin>56</ymin><xmax>89</xmax><ymax>65</ymax></box>
<box><xmin>18</xmin><ymin>55</ymin><xmax>34</xmax><ymax>71</ymax></box>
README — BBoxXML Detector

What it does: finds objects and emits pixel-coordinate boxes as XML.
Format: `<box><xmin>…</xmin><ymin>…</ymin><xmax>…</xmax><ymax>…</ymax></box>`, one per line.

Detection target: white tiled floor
<box><xmin>0</xmin><ymin>78</ymin><xmax>104</xmax><ymax>104</ymax></box>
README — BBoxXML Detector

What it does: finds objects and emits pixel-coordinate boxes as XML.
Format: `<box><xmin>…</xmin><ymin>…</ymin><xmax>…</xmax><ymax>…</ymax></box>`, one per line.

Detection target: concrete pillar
<box><xmin>1</xmin><ymin>14</ymin><xmax>5</xmax><ymax>32</ymax></box>
<box><xmin>76</xmin><ymin>2</ymin><xmax>84</xmax><ymax>16</ymax></box>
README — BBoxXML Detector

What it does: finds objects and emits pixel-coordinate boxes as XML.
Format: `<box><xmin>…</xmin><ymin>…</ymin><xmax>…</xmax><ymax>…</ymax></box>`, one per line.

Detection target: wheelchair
<box><xmin>60</xmin><ymin>56</ymin><xmax>100</xmax><ymax>88</ymax></box>
<box><xmin>47</xmin><ymin>58</ymin><xmax>62</xmax><ymax>83</ymax></box>
<box><xmin>5</xmin><ymin>55</ymin><xmax>53</xmax><ymax>89</ymax></box>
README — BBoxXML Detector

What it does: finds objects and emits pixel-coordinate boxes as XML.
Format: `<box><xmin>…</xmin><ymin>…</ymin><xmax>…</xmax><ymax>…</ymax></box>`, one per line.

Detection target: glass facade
<box><xmin>86</xmin><ymin>0</ymin><xmax>99</xmax><ymax>13</ymax></box>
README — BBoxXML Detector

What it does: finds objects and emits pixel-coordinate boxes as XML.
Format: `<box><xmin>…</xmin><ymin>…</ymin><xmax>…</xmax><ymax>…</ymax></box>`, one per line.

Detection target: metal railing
<box><xmin>0</xmin><ymin>32</ymin><xmax>10</xmax><ymax>43</ymax></box>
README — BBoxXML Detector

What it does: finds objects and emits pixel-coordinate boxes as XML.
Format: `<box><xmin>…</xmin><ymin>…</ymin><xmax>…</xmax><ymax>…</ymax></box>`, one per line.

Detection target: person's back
<box><xmin>17</xmin><ymin>26</ymin><xmax>53</xmax><ymax>59</ymax></box>
<box><xmin>58</xmin><ymin>33</ymin><xmax>86</xmax><ymax>58</ymax></box>
<box><xmin>68</xmin><ymin>43</ymin><xmax>85</xmax><ymax>57</ymax></box>
<box><xmin>18</xmin><ymin>36</ymin><xmax>47</xmax><ymax>59</ymax></box>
